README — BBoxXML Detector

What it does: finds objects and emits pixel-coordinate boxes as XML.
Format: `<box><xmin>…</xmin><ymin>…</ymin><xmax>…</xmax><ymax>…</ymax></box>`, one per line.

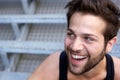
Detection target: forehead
<box><xmin>69</xmin><ymin>12</ymin><xmax>107</xmax><ymax>35</ymax></box>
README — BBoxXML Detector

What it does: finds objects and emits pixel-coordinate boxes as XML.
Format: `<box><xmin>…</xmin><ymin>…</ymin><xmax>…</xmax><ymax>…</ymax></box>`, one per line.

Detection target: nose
<box><xmin>70</xmin><ymin>38</ymin><xmax>84</xmax><ymax>51</ymax></box>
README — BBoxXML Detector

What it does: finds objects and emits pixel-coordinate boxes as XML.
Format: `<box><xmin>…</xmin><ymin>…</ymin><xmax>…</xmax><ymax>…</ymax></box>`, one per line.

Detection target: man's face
<box><xmin>64</xmin><ymin>12</ymin><xmax>107</xmax><ymax>75</ymax></box>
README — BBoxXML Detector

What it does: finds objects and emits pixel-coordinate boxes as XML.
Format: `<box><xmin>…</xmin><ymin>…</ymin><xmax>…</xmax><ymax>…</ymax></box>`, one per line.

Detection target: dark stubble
<box><xmin>67</xmin><ymin>48</ymin><xmax>105</xmax><ymax>75</ymax></box>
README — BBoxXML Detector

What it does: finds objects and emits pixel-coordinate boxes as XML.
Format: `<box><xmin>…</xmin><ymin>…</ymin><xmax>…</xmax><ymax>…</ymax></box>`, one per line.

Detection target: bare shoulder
<box><xmin>28</xmin><ymin>52</ymin><xmax>61</xmax><ymax>80</ymax></box>
<box><xmin>112</xmin><ymin>56</ymin><xmax>120</xmax><ymax>80</ymax></box>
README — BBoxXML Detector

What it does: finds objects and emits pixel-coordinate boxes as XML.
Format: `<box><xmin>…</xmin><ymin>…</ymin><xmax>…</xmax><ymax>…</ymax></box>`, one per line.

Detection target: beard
<box><xmin>66</xmin><ymin>47</ymin><xmax>106</xmax><ymax>75</ymax></box>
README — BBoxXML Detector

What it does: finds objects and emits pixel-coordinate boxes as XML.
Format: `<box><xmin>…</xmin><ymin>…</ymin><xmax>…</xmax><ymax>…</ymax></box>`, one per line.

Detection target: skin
<box><xmin>65</xmin><ymin>12</ymin><xmax>106</xmax><ymax>76</ymax></box>
<box><xmin>28</xmin><ymin>12</ymin><xmax>120</xmax><ymax>80</ymax></box>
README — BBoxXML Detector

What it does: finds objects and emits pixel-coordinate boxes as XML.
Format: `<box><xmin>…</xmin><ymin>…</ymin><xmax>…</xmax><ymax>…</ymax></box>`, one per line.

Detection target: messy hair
<box><xmin>65</xmin><ymin>0</ymin><xmax>120</xmax><ymax>43</ymax></box>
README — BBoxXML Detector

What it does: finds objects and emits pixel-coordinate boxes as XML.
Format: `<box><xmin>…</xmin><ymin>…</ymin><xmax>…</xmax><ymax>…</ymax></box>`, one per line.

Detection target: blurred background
<box><xmin>0</xmin><ymin>0</ymin><xmax>119</xmax><ymax>80</ymax></box>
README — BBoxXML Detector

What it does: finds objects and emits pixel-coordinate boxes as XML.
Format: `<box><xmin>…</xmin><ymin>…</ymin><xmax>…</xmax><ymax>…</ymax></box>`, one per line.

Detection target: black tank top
<box><xmin>59</xmin><ymin>51</ymin><xmax>114</xmax><ymax>80</ymax></box>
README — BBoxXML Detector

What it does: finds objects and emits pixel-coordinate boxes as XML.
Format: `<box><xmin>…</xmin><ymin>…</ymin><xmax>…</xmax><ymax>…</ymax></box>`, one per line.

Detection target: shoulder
<box><xmin>28</xmin><ymin>52</ymin><xmax>61</xmax><ymax>80</ymax></box>
<box><xmin>112</xmin><ymin>56</ymin><xmax>120</xmax><ymax>80</ymax></box>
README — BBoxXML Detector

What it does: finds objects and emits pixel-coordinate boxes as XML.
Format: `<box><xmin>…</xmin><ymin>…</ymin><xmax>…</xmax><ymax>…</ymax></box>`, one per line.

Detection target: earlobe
<box><xmin>105</xmin><ymin>37</ymin><xmax>117</xmax><ymax>53</ymax></box>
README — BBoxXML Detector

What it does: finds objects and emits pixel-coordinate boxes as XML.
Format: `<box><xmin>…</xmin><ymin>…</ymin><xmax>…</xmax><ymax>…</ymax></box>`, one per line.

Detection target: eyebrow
<box><xmin>83</xmin><ymin>34</ymin><xmax>98</xmax><ymax>39</ymax></box>
<box><xmin>67</xmin><ymin>28</ymin><xmax>74</xmax><ymax>33</ymax></box>
<box><xmin>67</xmin><ymin>28</ymin><xmax>98</xmax><ymax>39</ymax></box>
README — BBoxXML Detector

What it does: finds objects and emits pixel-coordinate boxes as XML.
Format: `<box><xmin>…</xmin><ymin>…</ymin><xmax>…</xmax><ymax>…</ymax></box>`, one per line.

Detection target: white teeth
<box><xmin>72</xmin><ymin>54</ymin><xmax>87</xmax><ymax>59</ymax></box>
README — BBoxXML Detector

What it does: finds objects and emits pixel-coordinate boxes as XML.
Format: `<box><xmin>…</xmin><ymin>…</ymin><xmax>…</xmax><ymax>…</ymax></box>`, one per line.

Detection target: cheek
<box><xmin>86</xmin><ymin>36</ymin><xmax>105</xmax><ymax>55</ymax></box>
<box><xmin>85</xmin><ymin>43</ymin><xmax>105</xmax><ymax>55</ymax></box>
<box><xmin>64</xmin><ymin>37</ymin><xmax>71</xmax><ymax>47</ymax></box>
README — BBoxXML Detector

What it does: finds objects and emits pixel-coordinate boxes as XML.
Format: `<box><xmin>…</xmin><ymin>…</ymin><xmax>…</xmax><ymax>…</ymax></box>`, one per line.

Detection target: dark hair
<box><xmin>65</xmin><ymin>0</ymin><xmax>120</xmax><ymax>43</ymax></box>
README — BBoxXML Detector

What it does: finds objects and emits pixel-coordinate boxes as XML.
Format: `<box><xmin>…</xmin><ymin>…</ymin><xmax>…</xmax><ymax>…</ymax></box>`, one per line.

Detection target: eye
<box><xmin>66</xmin><ymin>32</ymin><xmax>75</xmax><ymax>39</ymax></box>
<box><xmin>84</xmin><ymin>36</ymin><xmax>94</xmax><ymax>42</ymax></box>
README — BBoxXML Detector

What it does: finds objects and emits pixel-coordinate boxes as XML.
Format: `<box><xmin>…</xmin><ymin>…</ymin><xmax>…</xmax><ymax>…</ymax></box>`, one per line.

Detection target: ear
<box><xmin>105</xmin><ymin>37</ymin><xmax>117</xmax><ymax>53</ymax></box>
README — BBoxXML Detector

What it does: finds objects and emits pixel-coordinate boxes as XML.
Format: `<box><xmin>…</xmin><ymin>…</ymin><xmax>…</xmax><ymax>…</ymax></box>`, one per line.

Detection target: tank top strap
<box><xmin>59</xmin><ymin>51</ymin><xmax>68</xmax><ymax>80</ymax></box>
<box><xmin>105</xmin><ymin>54</ymin><xmax>114</xmax><ymax>80</ymax></box>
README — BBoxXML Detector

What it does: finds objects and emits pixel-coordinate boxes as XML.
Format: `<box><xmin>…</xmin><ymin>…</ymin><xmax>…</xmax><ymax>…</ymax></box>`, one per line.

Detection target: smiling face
<box><xmin>64</xmin><ymin>12</ymin><xmax>108</xmax><ymax>75</ymax></box>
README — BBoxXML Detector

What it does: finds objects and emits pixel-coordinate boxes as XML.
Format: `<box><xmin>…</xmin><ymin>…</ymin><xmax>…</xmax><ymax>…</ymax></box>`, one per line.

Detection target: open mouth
<box><xmin>72</xmin><ymin>54</ymin><xmax>87</xmax><ymax>60</ymax></box>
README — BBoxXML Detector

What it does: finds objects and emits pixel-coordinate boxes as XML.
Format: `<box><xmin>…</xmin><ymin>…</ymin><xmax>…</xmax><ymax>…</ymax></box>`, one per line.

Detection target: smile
<box><xmin>72</xmin><ymin>54</ymin><xmax>87</xmax><ymax>60</ymax></box>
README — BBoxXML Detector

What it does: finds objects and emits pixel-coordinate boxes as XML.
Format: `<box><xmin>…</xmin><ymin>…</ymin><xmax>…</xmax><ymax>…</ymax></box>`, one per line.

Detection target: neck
<box><xmin>68</xmin><ymin>56</ymin><xmax>107</xmax><ymax>80</ymax></box>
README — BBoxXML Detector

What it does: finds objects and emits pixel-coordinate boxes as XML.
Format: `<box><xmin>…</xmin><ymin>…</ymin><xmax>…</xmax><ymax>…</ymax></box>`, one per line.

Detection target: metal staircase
<box><xmin>0</xmin><ymin>0</ymin><xmax>119</xmax><ymax>80</ymax></box>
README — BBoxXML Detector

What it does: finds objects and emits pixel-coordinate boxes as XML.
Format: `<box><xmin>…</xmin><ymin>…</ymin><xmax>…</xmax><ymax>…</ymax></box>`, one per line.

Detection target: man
<box><xmin>29</xmin><ymin>0</ymin><xmax>120</xmax><ymax>80</ymax></box>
